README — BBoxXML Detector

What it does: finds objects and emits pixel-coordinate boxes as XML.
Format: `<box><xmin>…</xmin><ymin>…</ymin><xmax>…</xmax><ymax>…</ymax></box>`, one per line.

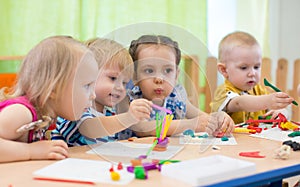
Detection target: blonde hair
<box><xmin>218</xmin><ymin>31</ymin><xmax>260</xmax><ymax>62</ymax></box>
<box><xmin>0</xmin><ymin>36</ymin><xmax>90</xmax><ymax>118</ymax></box>
<box><xmin>85</xmin><ymin>38</ymin><xmax>134</xmax><ymax>79</ymax></box>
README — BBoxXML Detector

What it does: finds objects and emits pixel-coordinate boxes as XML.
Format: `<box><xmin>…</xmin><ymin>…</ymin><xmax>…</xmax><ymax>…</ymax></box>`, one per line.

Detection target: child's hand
<box><xmin>128</xmin><ymin>98</ymin><xmax>152</xmax><ymax>121</ymax></box>
<box><xmin>28</xmin><ymin>140</ymin><xmax>68</xmax><ymax>160</ymax></box>
<box><xmin>205</xmin><ymin>111</ymin><xmax>234</xmax><ymax>136</ymax></box>
<box><xmin>267</xmin><ymin>92</ymin><xmax>294</xmax><ymax>110</ymax></box>
<box><xmin>263</xmin><ymin>108</ymin><xmax>289</xmax><ymax>120</ymax></box>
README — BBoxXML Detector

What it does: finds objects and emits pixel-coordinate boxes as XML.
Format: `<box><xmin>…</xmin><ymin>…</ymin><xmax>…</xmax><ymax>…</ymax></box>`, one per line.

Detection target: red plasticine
<box><xmin>239</xmin><ymin>151</ymin><xmax>265</xmax><ymax>158</ymax></box>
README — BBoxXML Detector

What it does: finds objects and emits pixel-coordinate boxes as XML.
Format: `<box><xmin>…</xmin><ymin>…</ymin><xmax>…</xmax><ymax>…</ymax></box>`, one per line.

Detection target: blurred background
<box><xmin>0</xmin><ymin>0</ymin><xmax>299</xmax><ymax>112</ymax></box>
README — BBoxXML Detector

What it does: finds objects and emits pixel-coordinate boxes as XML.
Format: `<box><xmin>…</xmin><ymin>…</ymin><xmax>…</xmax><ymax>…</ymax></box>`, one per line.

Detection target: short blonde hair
<box><xmin>218</xmin><ymin>31</ymin><xmax>260</xmax><ymax>62</ymax></box>
<box><xmin>1</xmin><ymin>36</ymin><xmax>90</xmax><ymax>118</ymax></box>
<box><xmin>85</xmin><ymin>38</ymin><xmax>134</xmax><ymax>79</ymax></box>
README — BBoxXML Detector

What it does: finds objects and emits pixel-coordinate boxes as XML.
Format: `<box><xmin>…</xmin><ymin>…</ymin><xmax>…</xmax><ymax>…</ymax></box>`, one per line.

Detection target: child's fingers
<box><xmin>52</xmin><ymin>145</ymin><xmax>69</xmax><ymax>158</ymax></box>
<box><xmin>216</xmin><ymin>112</ymin><xmax>234</xmax><ymax>135</ymax></box>
<box><xmin>274</xmin><ymin>92</ymin><xmax>291</xmax><ymax>98</ymax></box>
<box><xmin>216</xmin><ymin>117</ymin><xmax>231</xmax><ymax>136</ymax></box>
<box><xmin>223</xmin><ymin>118</ymin><xmax>234</xmax><ymax>135</ymax></box>
<box><xmin>48</xmin><ymin>152</ymin><xmax>68</xmax><ymax>160</ymax></box>
<box><xmin>53</xmin><ymin>139</ymin><xmax>69</xmax><ymax>150</ymax></box>
<box><xmin>274</xmin><ymin>92</ymin><xmax>294</xmax><ymax>104</ymax></box>
<box><xmin>131</xmin><ymin>100</ymin><xmax>152</xmax><ymax>113</ymax></box>
<box><xmin>205</xmin><ymin>124</ymin><xmax>215</xmax><ymax>136</ymax></box>
<box><xmin>263</xmin><ymin>110</ymin><xmax>273</xmax><ymax>117</ymax></box>
<box><xmin>132</xmin><ymin>99</ymin><xmax>152</xmax><ymax>110</ymax></box>
<box><xmin>271</xmin><ymin>112</ymin><xmax>279</xmax><ymax>119</ymax></box>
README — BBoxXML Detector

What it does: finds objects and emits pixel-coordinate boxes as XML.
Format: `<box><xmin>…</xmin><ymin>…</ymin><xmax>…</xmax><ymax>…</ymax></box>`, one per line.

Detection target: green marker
<box><xmin>264</xmin><ymin>78</ymin><xmax>298</xmax><ymax>106</ymax></box>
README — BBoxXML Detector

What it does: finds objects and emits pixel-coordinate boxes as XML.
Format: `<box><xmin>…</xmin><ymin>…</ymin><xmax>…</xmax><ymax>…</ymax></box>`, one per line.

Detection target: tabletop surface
<box><xmin>1</xmin><ymin>133</ymin><xmax>299</xmax><ymax>187</ymax></box>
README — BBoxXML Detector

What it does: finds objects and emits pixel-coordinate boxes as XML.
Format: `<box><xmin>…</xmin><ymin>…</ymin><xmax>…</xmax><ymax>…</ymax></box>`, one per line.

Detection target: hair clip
<box><xmin>16</xmin><ymin>115</ymin><xmax>53</xmax><ymax>133</ymax></box>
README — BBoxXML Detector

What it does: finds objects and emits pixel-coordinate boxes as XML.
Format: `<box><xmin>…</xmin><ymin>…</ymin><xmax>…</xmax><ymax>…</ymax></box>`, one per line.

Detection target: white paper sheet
<box><xmin>33</xmin><ymin>158</ymin><xmax>134</xmax><ymax>185</ymax></box>
<box><xmin>250</xmin><ymin>127</ymin><xmax>300</xmax><ymax>143</ymax></box>
<box><xmin>87</xmin><ymin>142</ymin><xmax>184</xmax><ymax>160</ymax></box>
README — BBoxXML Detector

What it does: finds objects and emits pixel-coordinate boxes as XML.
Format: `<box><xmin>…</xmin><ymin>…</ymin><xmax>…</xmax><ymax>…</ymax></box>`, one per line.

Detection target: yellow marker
<box><xmin>234</xmin><ymin>128</ymin><xmax>256</xmax><ymax>133</ymax></box>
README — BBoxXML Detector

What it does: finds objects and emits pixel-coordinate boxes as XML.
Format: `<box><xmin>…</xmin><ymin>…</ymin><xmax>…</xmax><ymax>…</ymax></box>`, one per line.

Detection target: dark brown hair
<box><xmin>129</xmin><ymin>35</ymin><xmax>181</xmax><ymax>71</ymax></box>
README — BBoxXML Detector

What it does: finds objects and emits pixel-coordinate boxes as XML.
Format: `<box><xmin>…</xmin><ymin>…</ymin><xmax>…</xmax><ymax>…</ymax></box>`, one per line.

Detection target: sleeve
<box><xmin>51</xmin><ymin>112</ymin><xmax>94</xmax><ymax>144</ymax></box>
<box><xmin>51</xmin><ymin>117</ymin><xmax>79</xmax><ymax>143</ymax></box>
<box><xmin>217</xmin><ymin>91</ymin><xmax>239</xmax><ymax>112</ymax></box>
<box><xmin>210</xmin><ymin>85</ymin><xmax>239</xmax><ymax>112</ymax></box>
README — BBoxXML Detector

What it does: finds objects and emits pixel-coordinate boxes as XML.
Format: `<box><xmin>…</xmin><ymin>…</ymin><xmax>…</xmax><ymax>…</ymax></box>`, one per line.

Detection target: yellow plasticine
<box><xmin>234</xmin><ymin>128</ymin><xmax>255</xmax><ymax>133</ymax></box>
<box><xmin>280</xmin><ymin>122</ymin><xmax>298</xmax><ymax>130</ymax></box>
<box><xmin>111</xmin><ymin>171</ymin><xmax>120</xmax><ymax>181</ymax></box>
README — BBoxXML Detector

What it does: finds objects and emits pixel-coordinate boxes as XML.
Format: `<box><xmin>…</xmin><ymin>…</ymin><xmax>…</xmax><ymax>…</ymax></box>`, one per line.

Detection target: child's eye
<box><xmin>254</xmin><ymin>65</ymin><xmax>260</xmax><ymax>70</ymax></box>
<box><xmin>84</xmin><ymin>83</ymin><xmax>93</xmax><ymax>90</ymax></box>
<box><xmin>240</xmin><ymin>66</ymin><xmax>247</xmax><ymax>70</ymax></box>
<box><xmin>109</xmin><ymin>76</ymin><xmax>117</xmax><ymax>81</ymax></box>
<box><xmin>164</xmin><ymin>68</ymin><xmax>173</xmax><ymax>74</ymax></box>
<box><xmin>122</xmin><ymin>81</ymin><xmax>128</xmax><ymax>86</ymax></box>
<box><xmin>144</xmin><ymin>68</ymin><xmax>154</xmax><ymax>74</ymax></box>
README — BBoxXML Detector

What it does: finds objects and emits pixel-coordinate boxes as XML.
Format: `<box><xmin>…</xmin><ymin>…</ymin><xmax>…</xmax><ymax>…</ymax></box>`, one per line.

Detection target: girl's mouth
<box><xmin>154</xmin><ymin>88</ymin><xmax>163</xmax><ymax>95</ymax></box>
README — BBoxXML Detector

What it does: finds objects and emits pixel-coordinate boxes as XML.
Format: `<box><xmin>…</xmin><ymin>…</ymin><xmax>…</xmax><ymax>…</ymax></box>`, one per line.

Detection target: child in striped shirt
<box><xmin>51</xmin><ymin>38</ymin><xmax>152</xmax><ymax>146</ymax></box>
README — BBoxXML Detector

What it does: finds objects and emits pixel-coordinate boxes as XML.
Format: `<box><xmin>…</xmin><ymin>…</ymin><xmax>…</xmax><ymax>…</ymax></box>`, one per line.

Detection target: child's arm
<box><xmin>0</xmin><ymin>138</ymin><xmax>68</xmax><ymax>163</ymax></box>
<box><xmin>131</xmin><ymin>111</ymin><xmax>234</xmax><ymax>137</ymax></box>
<box><xmin>0</xmin><ymin>104</ymin><xmax>34</xmax><ymax>141</ymax></box>
<box><xmin>79</xmin><ymin>98</ymin><xmax>152</xmax><ymax>138</ymax></box>
<box><xmin>0</xmin><ymin>104</ymin><xmax>68</xmax><ymax>163</ymax></box>
<box><xmin>185</xmin><ymin>99</ymin><xmax>208</xmax><ymax>119</ymax></box>
<box><xmin>130</xmin><ymin>99</ymin><xmax>209</xmax><ymax>137</ymax></box>
<box><xmin>227</xmin><ymin>92</ymin><xmax>294</xmax><ymax>113</ymax></box>
<box><xmin>131</xmin><ymin>117</ymin><xmax>205</xmax><ymax>137</ymax></box>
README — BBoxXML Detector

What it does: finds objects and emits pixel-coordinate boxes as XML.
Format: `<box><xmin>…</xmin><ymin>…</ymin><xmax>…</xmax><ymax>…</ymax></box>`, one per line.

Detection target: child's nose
<box><xmin>248</xmin><ymin>68</ymin><xmax>256</xmax><ymax>76</ymax></box>
<box><xmin>154</xmin><ymin>76</ymin><xmax>163</xmax><ymax>84</ymax></box>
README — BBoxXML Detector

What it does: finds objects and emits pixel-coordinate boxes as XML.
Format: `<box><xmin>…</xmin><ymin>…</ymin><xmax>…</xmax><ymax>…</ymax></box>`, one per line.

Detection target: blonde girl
<box><xmin>52</xmin><ymin>38</ymin><xmax>152</xmax><ymax>146</ymax></box>
<box><xmin>0</xmin><ymin>36</ymin><xmax>98</xmax><ymax>162</ymax></box>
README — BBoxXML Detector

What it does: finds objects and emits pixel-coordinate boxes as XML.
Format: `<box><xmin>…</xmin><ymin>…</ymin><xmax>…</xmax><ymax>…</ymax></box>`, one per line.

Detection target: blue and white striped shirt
<box><xmin>51</xmin><ymin>107</ymin><xmax>135</xmax><ymax>146</ymax></box>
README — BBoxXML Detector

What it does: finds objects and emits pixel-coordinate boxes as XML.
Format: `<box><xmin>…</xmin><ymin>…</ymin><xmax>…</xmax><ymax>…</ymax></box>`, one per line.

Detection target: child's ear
<box><xmin>217</xmin><ymin>63</ymin><xmax>228</xmax><ymax>79</ymax></box>
<box><xmin>49</xmin><ymin>90</ymin><xmax>57</xmax><ymax>99</ymax></box>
